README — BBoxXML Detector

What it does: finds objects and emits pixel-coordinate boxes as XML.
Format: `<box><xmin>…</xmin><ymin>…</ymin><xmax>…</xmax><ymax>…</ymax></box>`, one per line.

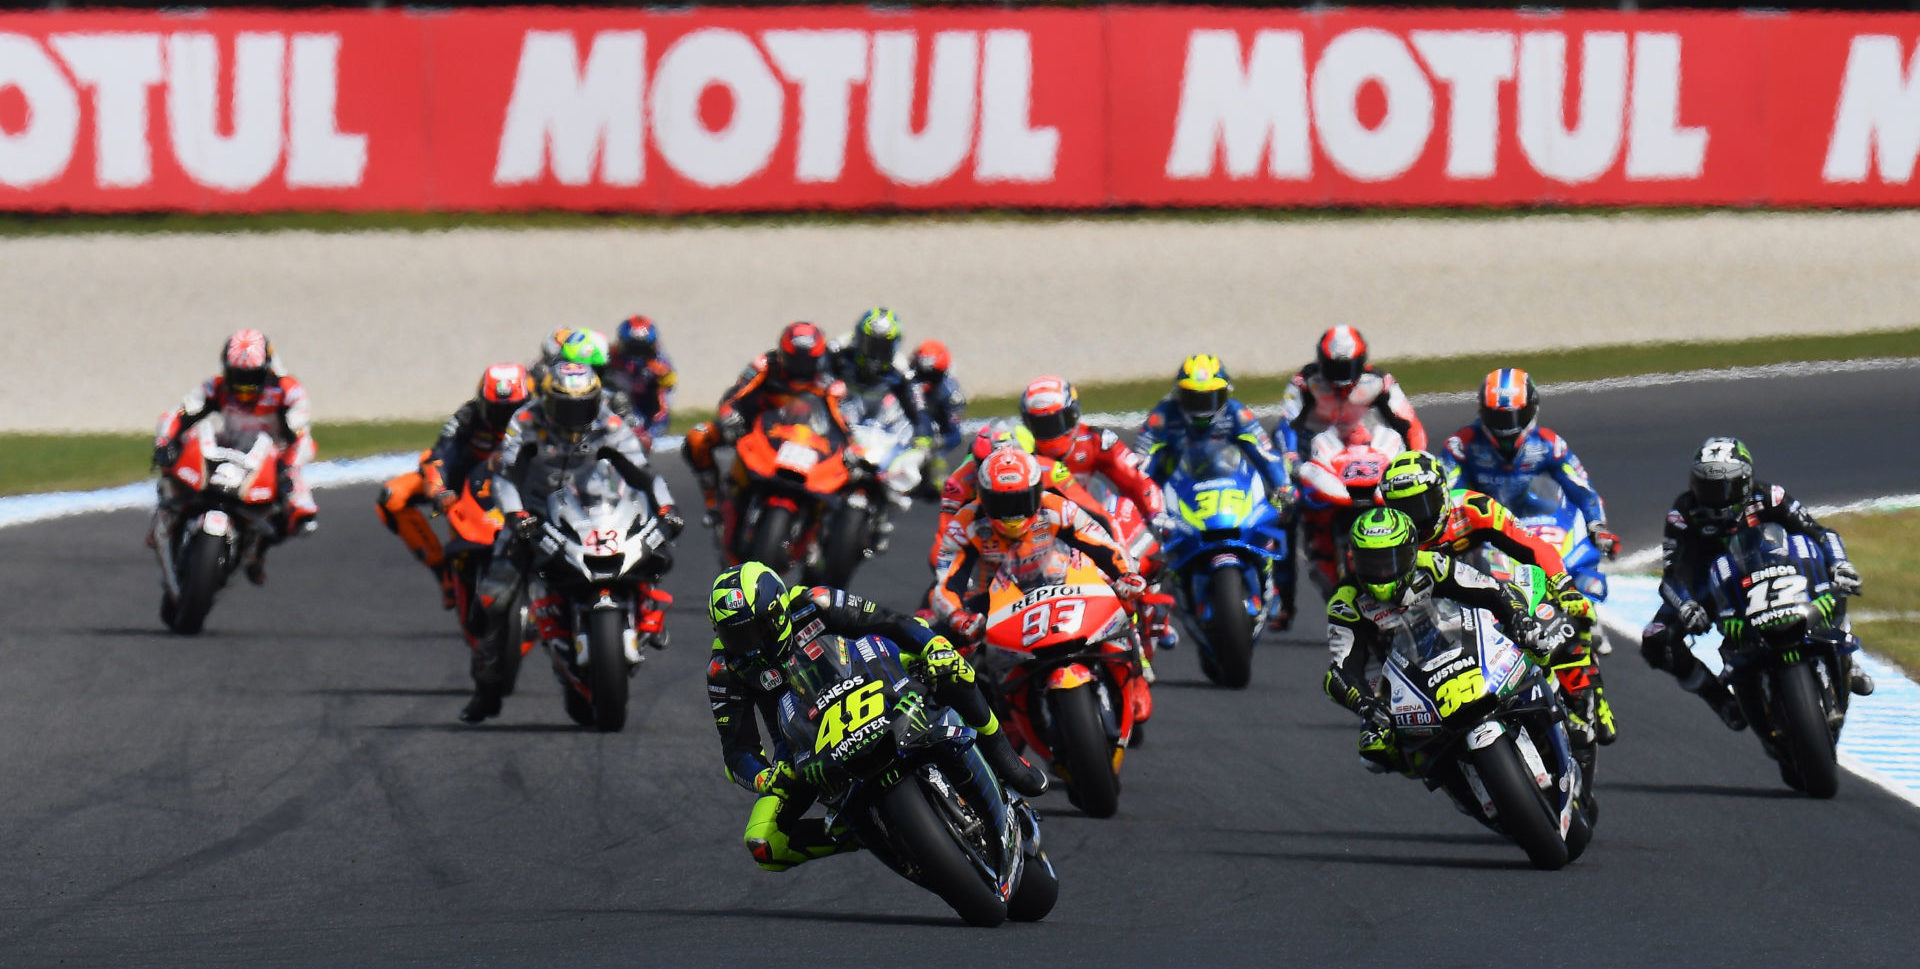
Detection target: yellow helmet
<box><xmin>1174</xmin><ymin>354</ymin><xmax>1232</xmax><ymax>425</ymax></box>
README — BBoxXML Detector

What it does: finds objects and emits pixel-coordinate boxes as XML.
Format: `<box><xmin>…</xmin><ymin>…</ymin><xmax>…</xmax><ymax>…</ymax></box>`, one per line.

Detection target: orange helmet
<box><xmin>477</xmin><ymin>362</ymin><xmax>534</xmax><ymax>427</ymax></box>
<box><xmin>1019</xmin><ymin>376</ymin><xmax>1080</xmax><ymax>460</ymax></box>
<box><xmin>913</xmin><ymin>339</ymin><xmax>952</xmax><ymax>376</ymax></box>
<box><xmin>969</xmin><ymin>419</ymin><xmax>1036</xmax><ymax>464</ymax></box>
<box><xmin>977</xmin><ymin>447</ymin><xmax>1044</xmax><ymax>538</ymax></box>
<box><xmin>776</xmin><ymin>322</ymin><xmax>827</xmax><ymax>383</ymax></box>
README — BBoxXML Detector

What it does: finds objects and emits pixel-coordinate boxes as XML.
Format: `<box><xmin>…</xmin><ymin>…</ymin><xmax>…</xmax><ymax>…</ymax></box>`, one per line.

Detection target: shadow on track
<box><xmin>1607</xmin><ymin>781</ymin><xmax>1800</xmax><ymax>800</ymax></box>
<box><xmin>1223</xmin><ymin>827</ymin><xmax>1507</xmax><ymax>847</ymax></box>
<box><xmin>1211</xmin><ymin>848</ymin><xmax>1532</xmax><ymax>871</ymax></box>
<box><xmin>367</xmin><ymin>722</ymin><xmax>588</xmax><ymax>734</ymax></box>
<box><xmin>626</xmin><ymin>907</ymin><xmax>963</xmax><ymax>929</ymax></box>
<box><xmin>308</xmin><ymin>687</ymin><xmax>471</xmax><ymax>698</ymax></box>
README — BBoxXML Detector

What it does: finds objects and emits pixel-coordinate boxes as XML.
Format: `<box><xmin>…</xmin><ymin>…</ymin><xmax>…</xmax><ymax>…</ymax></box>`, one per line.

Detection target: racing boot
<box><xmin>1850</xmin><ymin>666</ymin><xmax>1876</xmax><ymax>697</ymax></box>
<box><xmin>433</xmin><ymin>563</ymin><xmax>456</xmax><ymax>610</ymax></box>
<box><xmin>1593</xmin><ymin>687</ymin><xmax>1618</xmax><ymax>745</ymax></box>
<box><xmin>744</xmin><ymin>797</ymin><xmax>857</xmax><ymax>871</ymax></box>
<box><xmin>458</xmin><ymin>681</ymin><xmax>503</xmax><ymax>724</ymax></box>
<box><xmin>977</xmin><ymin>722</ymin><xmax>1049</xmax><ymax>798</ymax></box>
<box><xmin>694</xmin><ymin>469</ymin><xmax>723</xmax><ymax>528</ymax></box>
<box><xmin>1683</xmin><ymin>668</ymin><xmax>1746</xmax><ymax>731</ymax></box>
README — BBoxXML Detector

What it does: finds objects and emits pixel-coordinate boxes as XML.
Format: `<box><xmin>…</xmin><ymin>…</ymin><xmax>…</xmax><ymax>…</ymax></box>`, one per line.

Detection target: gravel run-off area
<box><xmin>13</xmin><ymin>210</ymin><xmax>1920</xmax><ymax>434</ymax></box>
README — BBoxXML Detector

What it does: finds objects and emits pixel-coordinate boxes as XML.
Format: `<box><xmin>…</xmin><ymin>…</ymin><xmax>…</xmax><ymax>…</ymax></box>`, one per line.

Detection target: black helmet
<box><xmin>1690</xmin><ymin>437</ymin><xmax>1754</xmax><ymax>524</ymax></box>
<box><xmin>851</xmin><ymin>308</ymin><xmax>903</xmax><ymax>381</ymax></box>
<box><xmin>1316</xmin><ymin>325</ymin><xmax>1368</xmax><ymax>387</ymax></box>
<box><xmin>541</xmin><ymin>362</ymin><xmax>602</xmax><ymax>442</ymax></box>
<box><xmin>709</xmin><ymin>562</ymin><xmax>794</xmax><ymax>669</ymax></box>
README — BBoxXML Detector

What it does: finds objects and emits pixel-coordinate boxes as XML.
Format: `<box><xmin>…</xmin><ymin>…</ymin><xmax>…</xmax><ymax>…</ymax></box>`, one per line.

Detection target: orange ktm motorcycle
<box><xmin>724</xmin><ymin>394</ymin><xmax>866</xmax><ymax>583</ymax></box>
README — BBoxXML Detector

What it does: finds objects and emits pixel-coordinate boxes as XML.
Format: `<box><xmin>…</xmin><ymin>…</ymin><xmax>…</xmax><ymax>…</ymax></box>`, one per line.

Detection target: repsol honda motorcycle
<box><xmin>779</xmin><ymin>632</ymin><xmax>1058</xmax><ymax>927</ymax></box>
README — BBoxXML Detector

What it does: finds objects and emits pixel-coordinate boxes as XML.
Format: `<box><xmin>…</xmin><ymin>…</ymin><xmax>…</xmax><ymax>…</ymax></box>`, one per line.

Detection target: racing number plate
<box><xmin>814</xmin><ymin>681</ymin><xmax>887</xmax><ymax>754</ymax></box>
<box><xmin>776</xmin><ymin>441</ymin><xmax>820</xmax><ymax>471</ymax></box>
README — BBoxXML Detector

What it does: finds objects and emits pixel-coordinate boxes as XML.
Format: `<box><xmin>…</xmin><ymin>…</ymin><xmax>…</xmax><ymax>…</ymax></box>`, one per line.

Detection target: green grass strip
<box><xmin>1824</xmin><ymin>507</ymin><xmax>1920</xmax><ymax>681</ymax></box>
<box><xmin>5</xmin><ymin>325</ymin><xmax>1914</xmax><ymax>498</ymax></box>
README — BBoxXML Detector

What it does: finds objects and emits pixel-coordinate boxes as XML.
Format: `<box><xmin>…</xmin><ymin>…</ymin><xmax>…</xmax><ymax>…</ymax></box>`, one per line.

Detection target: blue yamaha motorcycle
<box><xmin>1158</xmin><ymin>442</ymin><xmax>1289</xmax><ymax>688</ymax></box>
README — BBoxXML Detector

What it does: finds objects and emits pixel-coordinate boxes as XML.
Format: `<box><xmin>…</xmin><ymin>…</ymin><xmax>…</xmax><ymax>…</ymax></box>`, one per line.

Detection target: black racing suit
<box><xmin>1642</xmin><ymin>481</ymin><xmax>1850</xmax><ymax>700</ymax></box>
<box><xmin>421</xmin><ymin>399</ymin><xmax>513</xmax><ymax>498</ymax></box>
<box><xmin>830</xmin><ymin>351</ymin><xmax>935</xmax><ymax>441</ymax></box>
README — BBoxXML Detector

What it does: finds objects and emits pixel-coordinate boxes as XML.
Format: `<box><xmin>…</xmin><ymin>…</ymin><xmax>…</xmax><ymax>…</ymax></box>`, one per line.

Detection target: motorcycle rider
<box><xmin>1379</xmin><ymin>450</ymin><xmax>1616</xmax><ymax>745</ymax></box>
<box><xmin>1325</xmin><ymin>508</ymin><xmax>1570</xmax><ymax>773</ymax></box>
<box><xmin>707</xmin><ymin>562</ymin><xmax>1048</xmax><ymax>871</ymax></box>
<box><xmin>462</xmin><ymin>362</ymin><xmax>684</xmax><ymax>724</ymax></box>
<box><xmin>603</xmin><ymin>315</ymin><xmax>678</xmax><ymax>450</ymax></box>
<box><xmin>1019</xmin><ymin>375</ymin><xmax>1168</xmax><ymax>526</ymax></box>
<box><xmin>1439</xmin><ymin>368</ymin><xmax>1621</xmax><ymax>562</ymax></box>
<box><xmin>933</xmin><ymin>448</ymin><xmax>1150</xmax><ymax>643</ymax></box>
<box><xmin>1642</xmin><ymin>437</ymin><xmax>1871</xmax><ymax>728</ymax></box>
<box><xmin>909</xmin><ymin>338</ymin><xmax>968</xmax><ymax>489</ymax></box>
<box><xmin>683</xmin><ymin>321</ymin><xmax>853</xmax><ymax>528</ymax></box>
<box><xmin>831</xmin><ymin>308</ymin><xmax>935</xmax><ymax>442</ymax></box>
<box><xmin>1281</xmin><ymin>325</ymin><xmax>1428</xmax><ymax>452</ymax></box>
<box><xmin>376</xmin><ymin>363</ymin><xmax>533</xmax><ymax>608</ymax></box>
<box><xmin>152</xmin><ymin>330</ymin><xmax>317</xmax><ymax>585</ymax></box>
<box><xmin>1137</xmin><ymin>355</ymin><xmax>1300</xmax><ymax>629</ymax></box>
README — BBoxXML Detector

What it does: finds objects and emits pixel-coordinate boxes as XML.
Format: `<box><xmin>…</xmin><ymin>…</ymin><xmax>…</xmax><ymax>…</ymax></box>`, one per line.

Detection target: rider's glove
<box><xmin>1553</xmin><ymin>584</ymin><xmax>1595</xmax><ymax>625</ymax></box>
<box><xmin>949</xmin><ymin>611</ymin><xmax>986</xmax><ymax>641</ymax></box>
<box><xmin>657</xmin><ymin>506</ymin><xmax>686</xmax><ymax>541</ymax></box>
<box><xmin>1588</xmin><ymin>521</ymin><xmax>1620</xmax><ymax>560</ymax></box>
<box><xmin>1115</xmin><ymin>573</ymin><xmax>1149</xmax><ymax>603</ymax></box>
<box><xmin>151</xmin><ymin>442</ymin><xmax>177</xmax><ymax>472</ymax></box>
<box><xmin>921</xmin><ymin>641</ymin><xmax>975</xmax><ymax>686</ymax></box>
<box><xmin>1356</xmin><ymin>695</ymin><xmax>1393</xmax><ymax>730</ymax></box>
<box><xmin>752</xmin><ymin>762</ymin><xmax>796</xmax><ymax>797</ymax></box>
<box><xmin>1832</xmin><ymin>560</ymin><xmax>1863</xmax><ymax>596</ymax></box>
<box><xmin>1150</xmin><ymin>512</ymin><xmax>1179</xmax><ymax>536</ymax></box>
<box><xmin>1678</xmin><ymin>600</ymin><xmax>1711</xmax><ymax>634</ymax></box>
<box><xmin>717</xmin><ymin>410</ymin><xmax>747</xmax><ymax>443</ymax></box>
<box><xmin>432</xmin><ymin>490</ymin><xmax>458</xmax><ymax>513</ymax></box>
<box><xmin>509</xmin><ymin>510</ymin><xmax>540</xmax><ymax>545</ymax></box>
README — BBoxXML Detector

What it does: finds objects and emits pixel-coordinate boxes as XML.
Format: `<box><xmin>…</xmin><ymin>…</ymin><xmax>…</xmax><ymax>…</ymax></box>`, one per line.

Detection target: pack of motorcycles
<box><xmin>149</xmin><ymin>355</ymin><xmax>1864</xmax><ymax>923</ymax></box>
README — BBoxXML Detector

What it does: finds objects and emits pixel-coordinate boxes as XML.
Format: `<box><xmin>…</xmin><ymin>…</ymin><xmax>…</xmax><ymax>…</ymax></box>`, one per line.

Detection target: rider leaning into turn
<box><xmin>682</xmin><ymin>321</ymin><xmax>853</xmax><ymax>527</ymax></box>
<box><xmin>1641</xmin><ymin>437</ymin><xmax>1871</xmax><ymax>728</ymax></box>
<box><xmin>1136</xmin><ymin>355</ymin><xmax>1301</xmax><ymax>629</ymax></box>
<box><xmin>706</xmin><ymin>562</ymin><xmax>1047</xmax><ymax>871</ymax></box>
<box><xmin>1438</xmin><ymin>368</ymin><xmax>1620</xmax><ymax>561</ymax></box>
<box><xmin>376</xmin><ymin>363</ymin><xmax>534</xmax><ymax>608</ymax></box>
<box><xmin>152</xmin><ymin>330</ymin><xmax>318</xmax><ymax>585</ymax></box>
<box><xmin>1379</xmin><ymin>451</ymin><xmax>1617</xmax><ymax>746</ymax></box>
<box><xmin>1324</xmin><ymin>508</ymin><xmax>1569</xmax><ymax>774</ymax></box>
<box><xmin>463</xmin><ymin>362</ymin><xmax>683</xmax><ymax>725</ymax></box>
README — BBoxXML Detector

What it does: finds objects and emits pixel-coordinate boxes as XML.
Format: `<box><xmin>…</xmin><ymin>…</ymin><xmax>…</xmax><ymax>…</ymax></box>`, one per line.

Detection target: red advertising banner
<box><xmin>1</xmin><ymin>6</ymin><xmax>1917</xmax><ymax>212</ymax></box>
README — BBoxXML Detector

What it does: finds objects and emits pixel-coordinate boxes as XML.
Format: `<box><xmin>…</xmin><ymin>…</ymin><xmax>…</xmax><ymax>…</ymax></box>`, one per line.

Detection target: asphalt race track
<box><xmin>4</xmin><ymin>365</ymin><xmax>1918</xmax><ymax>968</ymax></box>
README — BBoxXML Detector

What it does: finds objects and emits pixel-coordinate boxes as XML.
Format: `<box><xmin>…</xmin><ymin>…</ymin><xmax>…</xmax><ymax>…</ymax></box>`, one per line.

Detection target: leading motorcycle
<box><xmin>151</xmin><ymin>415</ymin><xmax>284</xmax><ymax>635</ymax></box>
<box><xmin>779</xmin><ymin>631</ymin><xmax>1058</xmax><ymax>926</ymax></box>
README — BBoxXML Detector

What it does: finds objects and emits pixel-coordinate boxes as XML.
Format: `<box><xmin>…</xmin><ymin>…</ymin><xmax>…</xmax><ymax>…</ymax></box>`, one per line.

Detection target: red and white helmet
<box><xmin>221</xmin><ymin>330</ymin><xmax>273</xmax><ymax>403</ymax></box>
<box><xmin>977</xmin><ymin>447</ymin><xmax>1044</xmax><ymax>538</ymax></box>
<box><xmin>1019</xmin><ymin>376</ymin><xmax>1080</xmax><ymax>460</ymax></box>
<box><xmin>477</xmin><ymin>362</ymin><xmax>534</xmax><ymax>426</ymax></box>
<box><xmin>1316</xmin><ymin>325</ymin><xmax>1368</xmax><ymax>387</ymax></box>
<box><xmin>776</xmin><ymin>322</ymin><xmax>827</xmax><ymax>383</ymax></box>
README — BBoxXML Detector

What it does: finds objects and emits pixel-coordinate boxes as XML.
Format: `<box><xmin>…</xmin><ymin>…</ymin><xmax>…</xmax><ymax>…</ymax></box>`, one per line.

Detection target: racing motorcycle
<box><xmin>979</xmin><ymin>545</ymin><xmax>1146</xmax><ymax>818</ymax></box>
<box><xmin>1703</xmin><ymin>523</ymin><xmax>1856</xmax><ymax>798</ymax></box>
<box><xmin>779</xmin><ymin>632</ymin><xmax>1058</xmax><ymax>927</ymax></box>
<box><xmin>439</xmin><ymin>467</ymin><xmax>540</xmax><ymax>689</ymax></box>
<box><xmin>728</xmin><ymin>395</ymin><xmax>857</xmax><ymax>581</ymax></box>
<box><xmin>1377</xmin><ymin>595</ymin><xmax>1592</xmax><ymax>870</ymax></box>
<box><xmin>828</xmin><ymin>385</ymin><xmax>929</xmax><ymax>586</ymax></box>
<box><xmin>1158</xmin><ymin>440</ymin><xmax>1289</xmax><ymax>688</ymax></box>
<box><xmin>151</xmin><ymin>415</ymin><xmax>284</xmax><ymax>635</ymax></box>
<box><xmin>1297</xmin><ymin>418</ymin><xmax>1406</xmax><ymax>594</ymax></box>
<box><xmin>1475</xmin><ymin>473</ymin><xmax>1613</xmax><ymax>653</ymax></box>
<box><xmin>521</xmin><ymin>458</ymin><xmax>673</xmax><ymax>732</ymax></box>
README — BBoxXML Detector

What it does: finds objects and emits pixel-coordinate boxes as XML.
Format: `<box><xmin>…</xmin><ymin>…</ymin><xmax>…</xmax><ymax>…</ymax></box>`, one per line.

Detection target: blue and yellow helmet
<box><xmin>1175</xmin><ymin>354</ymin><xmax>1232</xmax><ymax>425</ymax></box>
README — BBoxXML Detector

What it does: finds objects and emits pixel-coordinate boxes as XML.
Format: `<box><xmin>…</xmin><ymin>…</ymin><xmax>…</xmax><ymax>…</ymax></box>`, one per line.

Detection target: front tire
<box><xmin>167</xmin><ymin>532</ymin><xmax>226</xmax><ymax>635</ymax></box>
<box><xmin>1049</xmin><ymin>684</ymin><xmax>1120</xmax><ymax>819</ymax></box>
<box><xmin>1201</xmin><ymin>565</ymin><xmax>1254</xmax><ymax>689</ymax></box>
<box><xmin>1472</xmin><ymin>733</ymin><xmax>1569</xmax><ymax>870</ymax></box>
<box><xmin>1007</xmin><ymin>850</ymin><xmax>1059</xmax><ymax>922</ymax></box>
<box><xmin>1774</xmin><ymin>663</ymin><xmax>1840</xmax><ymax>798</ymax></box>
<box><xmin>879</xmin><ymin>779</ymin><xmax>1006</xmax><ymax>927</ymax></box>
<box><xmin>744</xmin><ymin>503</ymin><xmax>793</xmax><ymax>573</ymax></box>
<box><xmin>585</xmin><ymin>609</ymin><xmax>630</xmax><ymax>733</ymax></box>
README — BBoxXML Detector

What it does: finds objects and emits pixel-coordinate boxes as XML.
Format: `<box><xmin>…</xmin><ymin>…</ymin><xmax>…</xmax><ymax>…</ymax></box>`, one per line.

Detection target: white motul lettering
<box><xmin>286</xmin><ymin>34</ymin><xmax>368</xmax><ymax>188</ymax></box>
<box><xmin>1517</xmin><ymin>31</ymin><xmax>1627</xmax><ymax>184</ymax></box>
<box><xmin>1823</xmin><ymin>35</ymin><xmax>1920</xmax><ymax>184</ymax></box>
<box><xmin>1311</xmin><ymin>29</ymin><xmax>1432</xmax><ymax>182</ymax></box>
<box><xmin>1411</xmin><ymin>30</ymin><xmax>1514</xmax><ymax>179</ymax></box>
<box><xmin>652</xmin><ymin>29</ymin><xmax>783</xmax><ymax>188</ymax></box>
<box><xmin>976</xmin><ymin>30</ymin><xmax>1058</xmax><ymax>182</ymax></box>
<box><xmin>763</xmin><ymin>30</ymin><xmax>868</xmax><ymax>183</ymax></box>
<box><xmin>867</xmin><ymin>31</ymin><xmax>977</xmax><ymax>187</ymax></box>
<box><xmin>1165</xmin><ymin>29</ymin><xmax>1309</xmax><ymax>180</ymax></box>
<box><xmin>1625</xmin><ymin>33</ymin><xmax>1707</xmax><ymax>180</ymax></box>
<box><xmin>50</xmin><ymin>33</ymin><xmax>162</xmax><ymax>188</ymax></box>
<box><xmin>493</xmin><ymin>30</ymin><xmax>644</xmax><ymax>187</ymax></box>
<box><xmin>0</xmin><ymin>34</ymin><xmax>80</xmax><ymax>189</ymax></box>
<box><xmin>167</xmin><ymin>32</ymin><xmax>285</xmax><ymax>192</ymax></box>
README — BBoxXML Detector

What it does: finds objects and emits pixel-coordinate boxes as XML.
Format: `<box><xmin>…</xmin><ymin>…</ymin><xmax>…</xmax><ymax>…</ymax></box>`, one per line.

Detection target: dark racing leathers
<box><xmin>468</xmin><ymin>403</ymin><xmax>675</xmax><ymax>708</ymax></box>
<box><xmin>1323</xmin><ymin>552</ymin><xmax>1545</xmax><ymax>771</ymax></box>
<box><xmin>375</xmin><ymin>398</ymin><xmax>516</xmax><ymax>603</ymax></box>
<box><xmin>1439</xmin><ymin>424</ymin><xmax>1608</xmax><ymax>532</ymax></box>
<box><xmin>1642</xmin><ymin>482</ymin><xmax>1852</xmax><ymax>722</ymax></box>
<box><xmin>913</xmin><ymin>370</ymin><xmax>968</xmax><ymax>454</ymax></box>
<box><xmin>602</xmin><ymin>348</ymin><xmax>677</xmax><ymax>447</ymax></box>
<box><xmin>830</xmin><ymin>349</ymin><xmax>934</xmax><ymax>441</ymax></box>
<box><xmin>708</xmin><ymin>587</ymin><xmax>1031</xmax><ymax>870</ymax></box>
<box><xmin>681</xmin><ymin>354</ymin><xmax>853</xmax><ymax>516</ymax></box>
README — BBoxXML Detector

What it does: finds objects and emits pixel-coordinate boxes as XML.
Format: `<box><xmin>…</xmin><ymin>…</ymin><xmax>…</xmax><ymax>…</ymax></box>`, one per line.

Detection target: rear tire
<box><xmin>168</xmin><ymin>532</ymin><xmax>225</xmax><ymax>635</ymax></box>
<box><xmin>1202</xmin><ymin>566</ymin><xmax>1254</xmax><ymax>689</ymax></box>
<box><xmin>879</xmin><ymin>779</ymin><xmax>1006</xmax><ymax>927</ymax></box>
<box><xmin>1050</xmin><ymin>684</ymin><xmax>1120</xmax><ymax>819</ymax></box>
<box><xmin>1775</xmin><ymin>664</ymin><xmax>1840</xmax><ymax>798</ymax></box>
<box><xmin>745</xmin><ymin>504</ymin><xmax>793</xmax><ymax>573</ymax></box>
<box><xmin>585</xmin><ymin>609</ymin><xmax>629</xmax><ymax>733</ymax></box>
<box><xmin>1473</xmin><ymin>733</ymin><xmax>1569</xmax><ymax>870</ymax></box>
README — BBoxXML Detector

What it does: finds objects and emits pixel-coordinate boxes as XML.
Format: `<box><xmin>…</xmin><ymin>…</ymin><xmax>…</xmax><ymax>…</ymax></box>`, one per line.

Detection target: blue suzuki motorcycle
<box><xmin>1158</xmin><ymin>442</ymin><xmax>1289</xmax><ymax>688</ymax></box>
<box><xmin>1477</xmin><ymin>474</ymin><xmax>1611</xmax><ymax>651</ymax></box>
